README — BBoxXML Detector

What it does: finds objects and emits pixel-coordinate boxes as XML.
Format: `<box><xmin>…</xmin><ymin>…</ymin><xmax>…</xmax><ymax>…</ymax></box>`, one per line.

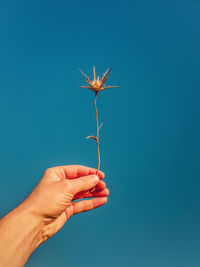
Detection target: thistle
<box><xmin>79</xmin><ymin>66</ymin><xmax>118</xmax><ymax>176</ymax></box>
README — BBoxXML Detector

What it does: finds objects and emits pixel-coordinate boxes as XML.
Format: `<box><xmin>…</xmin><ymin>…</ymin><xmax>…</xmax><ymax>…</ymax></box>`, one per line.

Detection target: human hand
<box><xmin>24</xmin><ymin>165</ymin><xmax>109</xmax><ymax>242</ymax></box>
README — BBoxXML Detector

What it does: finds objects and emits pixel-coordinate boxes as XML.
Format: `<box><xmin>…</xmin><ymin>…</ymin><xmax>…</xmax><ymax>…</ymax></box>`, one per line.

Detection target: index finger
<box><xmin>60</xmin><ymin>165</ymin><xmax>105</xmax><ymax>180</ymax></box>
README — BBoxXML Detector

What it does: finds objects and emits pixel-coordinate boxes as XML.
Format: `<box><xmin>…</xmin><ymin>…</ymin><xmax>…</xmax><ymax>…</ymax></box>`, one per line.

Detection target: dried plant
<box><xmin>79</xmin><ymin>66</ymin><xmax>118</xmax><ymax>176</ymax></box>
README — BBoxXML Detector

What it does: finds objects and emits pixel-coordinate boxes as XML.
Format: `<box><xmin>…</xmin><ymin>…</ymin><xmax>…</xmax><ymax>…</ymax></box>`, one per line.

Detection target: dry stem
<box><xmin>86</xmin><ymin>92</ymin><xmax>101</xmax><ymax>176</ymax></box>
<box><xmin>94</xmin><ymin>92</ymin><xmax>100</xmax><ymax>176</ymax></box>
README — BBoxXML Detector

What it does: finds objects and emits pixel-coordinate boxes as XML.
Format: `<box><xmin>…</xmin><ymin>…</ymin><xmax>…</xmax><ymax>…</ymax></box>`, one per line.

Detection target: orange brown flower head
<box><xmin>79</xmin><ymin>66</ymin><xmax>118</xmax><ymax>93</ymax></box>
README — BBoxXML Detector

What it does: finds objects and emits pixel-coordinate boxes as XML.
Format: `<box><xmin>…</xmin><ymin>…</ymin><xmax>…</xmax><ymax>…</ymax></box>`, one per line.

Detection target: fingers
<box><xmin>74</xmin><ymin>181</ymin><xmax>109</xmax><ymax>199</ymax></box>
<box><xmin>61</xmin><ymin>165</ymin><xmax>105</xmax><ymax>179</ymax></box>
<box><xmin>95</xmin><ymin>180</ymin><xmax>106</xmax><ymax>191</ymax></box>
<box><xmin>70</xmin><ymin>174</ymin><xmax>100</xmax><ymax>195</ymax></box>
<box><xmin>93</xmin><ymin>188</ymin><xmax>109</xmax><ymax>197</ymax></box>
<box><xmin>72</xmin><ymin>197</ymin><xmax>108</xmax><ymax>215</ymax></box>
<box><xmin>74</xmin><ymin>180</ymin><xmax>106</xmax><ymax>199</ymax></box>
<box><xmin>80</xmin><ymin>188</ymin><xmax>109</xmax><ymax>199</ymax></box>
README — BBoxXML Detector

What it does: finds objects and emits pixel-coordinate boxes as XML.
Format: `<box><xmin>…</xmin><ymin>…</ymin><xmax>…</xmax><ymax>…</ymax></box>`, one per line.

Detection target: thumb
<box><xmin>70</xmin><ymin>175</ymin><xmax>99</xmax><ymax>195</ymax></box>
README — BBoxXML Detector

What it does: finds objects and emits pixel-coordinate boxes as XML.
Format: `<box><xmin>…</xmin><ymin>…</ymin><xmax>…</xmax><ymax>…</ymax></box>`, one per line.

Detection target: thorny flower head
<box><xmin>79</xmin><ymin>66</ymin><xmax>118</xmax><ymax>93</ymax></box>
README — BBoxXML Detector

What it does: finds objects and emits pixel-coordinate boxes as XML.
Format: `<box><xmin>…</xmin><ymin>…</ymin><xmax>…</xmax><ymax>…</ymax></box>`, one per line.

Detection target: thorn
<box><xmin>93</xmin><ymin>65</ymin><xmax>96</xmax><ymax>80</ymax></box>
<box><xmin>101</xmin><ymin>68</ymin><xmax>112</xmax><ymax>83</ymax></box>
<box><xmin>99</xmin><ymin>122</ymin><xmax>103</xmax><ymax>130</ymax></box>
<box><xmin>79</xmin><ymin>68</ymin><xmax>92</xmax><ymax>86</ymax></box>
<box><xmin>101</xmin><ymin>85</ymin><xmax>119</xmax><ymax>90</ymax></box>
<box><xmin>101</xmin><ymin>74</ymin><xmax>110</xmax><ymax>86</ymax></box>
<box><xmin>80</xmin><ymin>86</ymin><xmax>92</xmax><ymax>89</ymax></box>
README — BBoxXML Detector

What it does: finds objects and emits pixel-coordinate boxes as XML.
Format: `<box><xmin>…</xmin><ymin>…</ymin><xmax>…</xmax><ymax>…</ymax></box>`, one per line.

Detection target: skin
<box><xmin>0</xmin><ymin>165</ymin><xmax>109</xmax><ymax>267</ymax></box>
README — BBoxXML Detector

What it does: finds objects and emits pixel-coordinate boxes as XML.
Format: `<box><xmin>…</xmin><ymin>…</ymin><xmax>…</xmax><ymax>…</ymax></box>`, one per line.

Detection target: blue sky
<box><xmin>0</xmin><ymin>0</ymin><xmax>200</xmax><ymax>266</ymax></box>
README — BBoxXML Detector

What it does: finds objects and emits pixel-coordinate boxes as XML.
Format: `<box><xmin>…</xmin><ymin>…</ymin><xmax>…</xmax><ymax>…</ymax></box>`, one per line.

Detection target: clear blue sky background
<box><xmin>0</xmin><ymin>0</ymin><xmax>200</xmax><ymax>266</ymax></box>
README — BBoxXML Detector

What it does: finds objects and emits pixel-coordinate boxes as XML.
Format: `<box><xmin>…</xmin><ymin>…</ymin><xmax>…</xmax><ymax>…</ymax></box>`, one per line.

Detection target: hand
<box><xmin>24</xmin><ymin>165</ymin><xmax>109</xmax><ymax>242</ymax></box>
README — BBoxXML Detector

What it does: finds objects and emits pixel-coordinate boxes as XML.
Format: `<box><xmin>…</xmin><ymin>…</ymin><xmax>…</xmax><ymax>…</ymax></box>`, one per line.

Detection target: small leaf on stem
<box><xmin>86</xmin><ymin>136</ymin><xmax>97</xmax><ymax>142</ymax></box>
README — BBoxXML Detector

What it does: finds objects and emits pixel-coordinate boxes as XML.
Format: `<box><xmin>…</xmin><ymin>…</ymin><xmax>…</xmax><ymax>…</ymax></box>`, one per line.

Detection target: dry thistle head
<box><xmin>79</xmin><ymin>66</ymin><xmax>118</xmax><ymax>93</ymax></box>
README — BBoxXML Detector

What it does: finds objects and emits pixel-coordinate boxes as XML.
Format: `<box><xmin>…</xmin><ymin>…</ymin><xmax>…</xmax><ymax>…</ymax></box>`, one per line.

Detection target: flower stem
<box><xmin>94</xmin><ymin>92</ymin><xmax>100</xmax><ymax>175</ymax></box>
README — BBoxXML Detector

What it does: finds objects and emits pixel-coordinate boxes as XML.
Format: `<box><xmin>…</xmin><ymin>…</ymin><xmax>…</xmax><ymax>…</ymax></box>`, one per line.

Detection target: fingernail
<box><xmin>101</xmin><ymin>197</ymin><xmax>108</xmax><ymax>204</ymax></box>
<box><xmin>91</xmin><ymin>175</ymin><xmax>99</xmax><ymax>183</ymax></box>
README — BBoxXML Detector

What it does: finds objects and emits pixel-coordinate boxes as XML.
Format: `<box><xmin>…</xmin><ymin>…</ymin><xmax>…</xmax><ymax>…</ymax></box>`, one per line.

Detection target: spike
<box><xmin>101</xmin><ymin>85</ymin><xmax>119</xmax><ymax>91</ymax></box>
<box><xmin>79</xmin><ymin>69</ymin><xmax>92</xmax><ymax>86</ymax></box>
<box><xmin>101</xmin><ymin>68</ymin><xmax>112</xmax><ymax>83</ymax></box>
<box><xmin>93</xmin><ymin>65</ymin><xmax>96</xmax><ymax>80</ymax></box>
<box><xmin>80</xmin><ymin>86</ymin><xmax>92</xmax><ymax>89</ymax></box>
<box><xmin>101</xmin><ymin>74</ymin><xmax>110</xmax><ymax>86</ymax></box>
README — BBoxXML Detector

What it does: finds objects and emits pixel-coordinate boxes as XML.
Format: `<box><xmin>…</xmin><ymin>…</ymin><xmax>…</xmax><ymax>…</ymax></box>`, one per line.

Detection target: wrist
<box><xmin>19</xmin><ymin>199</ymin><xmax>48</xmax><ymax>247</ymax></box>
<box><xmin>19</xmin><ymin>201</ymin><xmax>45</xmax><ymax>246</ymax></box>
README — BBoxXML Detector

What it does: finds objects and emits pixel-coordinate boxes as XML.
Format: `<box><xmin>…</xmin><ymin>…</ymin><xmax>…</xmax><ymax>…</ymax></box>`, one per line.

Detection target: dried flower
<box><xmin>79</xmin><ymin>66</ymin><xmax>118</xmax><ymax>93</ymax></box>
<box><xmin>80</xmin><ymin>66</ymin><xmax>118</xmax><ymax>176</ymax></box>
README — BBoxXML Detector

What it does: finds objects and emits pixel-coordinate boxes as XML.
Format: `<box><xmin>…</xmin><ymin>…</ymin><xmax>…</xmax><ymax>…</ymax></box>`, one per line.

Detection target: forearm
<box><xmin>0</xmin><ymin>202</ymin><xmax>43</xmax><ymax>267</ymax></box>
